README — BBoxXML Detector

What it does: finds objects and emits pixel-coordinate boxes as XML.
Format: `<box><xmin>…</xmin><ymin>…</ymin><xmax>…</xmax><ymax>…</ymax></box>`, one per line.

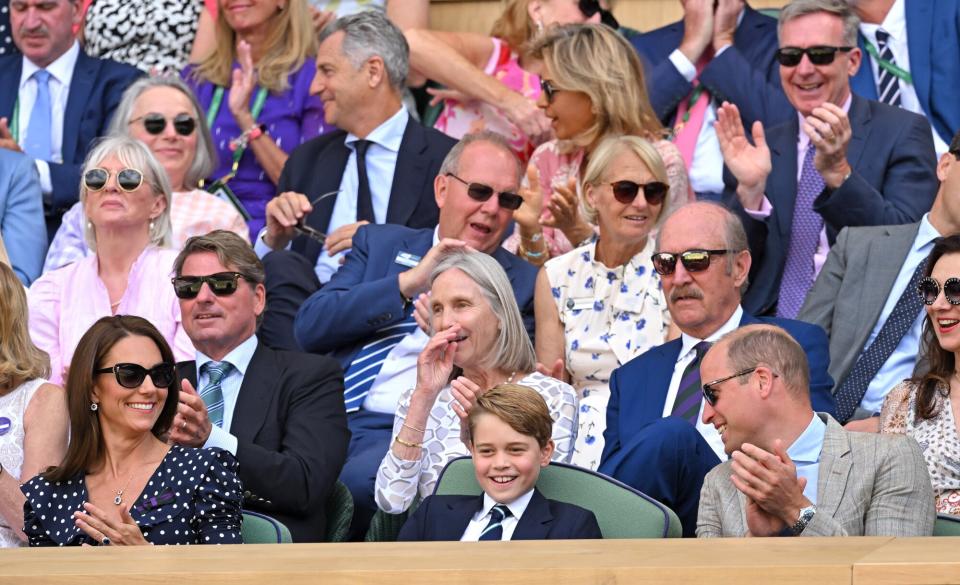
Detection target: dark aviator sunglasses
<box><xmin>652</xmin><ymin>249</ymin><xmax>731</xmax><ymax>276</ymax></box>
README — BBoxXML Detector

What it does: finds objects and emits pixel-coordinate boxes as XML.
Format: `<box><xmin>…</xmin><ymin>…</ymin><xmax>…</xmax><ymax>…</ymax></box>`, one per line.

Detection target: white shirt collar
<box><xmin>858</xmin><ymin>0</ymin><xmax>906</xmax><ymax>41</ymax></box>
<box><xmin>481</xmin><ymin>488</ymin><xmax>535</xmax><ymax>521</ymax></box>
<box><xmin>345</xmin><ymin>106</ymin><xmax>408</xmax><ymax>152</ymax></box>
<box><xmin>915</xmin><ymin>213</ymin><xmax>941</xmax><ymax>252</ymax></box>
<box><xmin>678</xmin><ymin>305</ymin><xmax>744</xmax><ymax>361</ymax></box>
<box><xmin>20</xmin><ymin>40</ymin><xmax>80</xmax><ymax>89</ymax></box>
<box><xmin>196</xmin><ymin>334</ymin><xmax>258</xmax><ymax>378</ymax></box>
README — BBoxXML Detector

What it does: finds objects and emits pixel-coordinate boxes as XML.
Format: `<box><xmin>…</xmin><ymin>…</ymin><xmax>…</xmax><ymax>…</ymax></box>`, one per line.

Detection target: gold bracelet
<box><xmin>394</xmin><ymin>436</ymin><xmax>423</xmax><ymax>449</ymax></box>
<box><xmin>402</xmin><ymin>422</ymin><xmax>425</xmax><ymax>434</ymax></box>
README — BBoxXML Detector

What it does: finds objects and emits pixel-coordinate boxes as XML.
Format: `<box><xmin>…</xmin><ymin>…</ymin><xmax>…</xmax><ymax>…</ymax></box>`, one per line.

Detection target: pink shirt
<box><xmin>28</xmin><ymin>246</ymin><xmax>194</xmax><ymax>384</ymax></box>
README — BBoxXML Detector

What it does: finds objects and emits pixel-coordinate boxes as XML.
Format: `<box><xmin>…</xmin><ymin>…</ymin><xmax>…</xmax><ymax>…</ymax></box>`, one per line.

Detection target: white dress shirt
<box><xmin>253</xmin><ymin>106</ymin><xmax>409</xmax><ymax>283</ymax></box>
<box><xmin>198</xmin><ymin>333</ymin><xmax>260</xmax><ymax>455</ymax></box>
<box><xmin>460</xmin><ymin>489</ymin><xmax>535</xmax><ymax>541</ymax></box>
<box><xmin>18</xmin><ymin>41</ymin><xmax>80</xmax><ymax>195</ymax></box>
<box><xmin>859</xmin><ymin>0</ymin><xmax>949</xmax><ymax>155</ymax></box>
<box><xmin>661</xmin><ymin>305</ymin><xmax>744</xmax><ymax>461</ymax></box>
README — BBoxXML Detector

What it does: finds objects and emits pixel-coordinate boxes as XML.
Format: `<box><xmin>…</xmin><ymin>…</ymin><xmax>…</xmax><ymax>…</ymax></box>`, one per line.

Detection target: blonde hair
<box><xmin>490</xmin><ymin>0</ymin><xmax>535</xmax><ymax>55</ymax></box>
<box><xmin>581</xmin><ymin>135</ymin><xmax>674</xmax><ymax>226</ymax></box>
<box><xmin>0</xmin><ymin>233</ymin><xmax>9</xmax><ymax>268</ymax></box>
<box><xmin>529</xmin><ymin>24</ymin><xmax>664</xmax><ymax>152</ymax></box>
<box><xmin>0</xmin><ymin>263</ymin><xmax>50</xmax><ymax>392</ymax></box>
<box><xmin>192</xmin><ymin>0</ymin><xmax>316</xmax><ymax>93</ymax></box>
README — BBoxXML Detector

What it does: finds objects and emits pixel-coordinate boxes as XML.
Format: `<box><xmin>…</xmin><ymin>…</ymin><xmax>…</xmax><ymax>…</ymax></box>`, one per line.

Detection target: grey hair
<box><xmin>107</xmin><ymin>76</ymin><xmax>217</xmax><ymax>190</ymax></box>
<box><xmin>779</xmin><ymin>0</ymin><xmax>860</xmax><ymax>46</ymax></box>
<box><xmin>580</xmin><ymin>135</ymin><xmax>677</xmax><ymax>227</ymax></box>
<box><xmin>80</xmin><ymin>136</ymin><xmax>173</xmax><ymax>250</ymax></box>
<box><xmin>430</xmin><ymin>249</ymin><xmax>536</xmax><ymax>373</ymax></box>
<box><xmin>319</xmin><ymin>10</ymin><xmax>409</xmax><ymax>91</ymax></box>
<box><xmin>438</xmin><ymin>131</ymin><xmax>523</xmax><ymax>186</ymax></box>
<box><xmin>713</xmin><ymin>324</ymin><xmax>812</xmax><ymax>403</ymax></box>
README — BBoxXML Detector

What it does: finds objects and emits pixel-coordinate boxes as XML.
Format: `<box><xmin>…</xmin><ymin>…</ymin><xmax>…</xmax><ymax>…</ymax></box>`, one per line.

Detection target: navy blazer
<box><xmin>724</xmin><ymin>94</ymin><xmax>938</xmax><ymax>315</ymax></box>
<box><xmin>397</xmin><ymin>489</ymin><xmax>602</xmax><ymax>541</ymax></box>
<box><xmin>293</xmin><ymin>223</ymin><xmax>538</xmax><ymax>365</ymax></box>
<box><xmin>279</xmin><ymin>117</ymin><xmax>456</xmax><ymax>266</ymax></box>
<box><xmin>0</xmin><ymin>50</ymin><xmax>142</xmax><ymax>213</ymax></box>
<box><xmin>850</xmin><ymin>0</ymin><xmax>960</xmax><ymax>146</ymax></box>
<box><xmin>177</xmin><ymin>343</ymin><xmax>350</xmax><ymax>543</ymax></box>
<box><xmin>632</xmin><ymin>6</ymin><xmax>792</xmax><ymax>129</ymax></box>
<box><xmin>600</xmin><ymin>312</ymin><xmax>837</xmax><ymax>466</ymax></box>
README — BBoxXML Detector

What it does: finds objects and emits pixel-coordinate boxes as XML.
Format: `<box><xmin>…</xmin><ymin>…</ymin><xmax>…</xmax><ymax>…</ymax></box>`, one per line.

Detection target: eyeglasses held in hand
<box><xmin>83</xmin><ymin>168</ymin><xmax>144</xmax><ymax>192</ymax></box>
<box><xmin>775</xmin><ymin>45</ymin><xmax>853</xmax><ymax>67</ymax></box>
<box><xmin>293</xmin><ymin>190</ymin><xmax>342</xmax><ymax>244</ymax></box>
<box><xmin>446</xmin><ymin>173</ymin><xmax>523</xmax><ymax>210</ymax></box>
<box><xmin>171</xmin><ymin>272</ymin><xmax>247</xmax><ymax>299</ymax></box>
<box><xmin>652</xmin><ymin>249</ymin><xmax>731</xmax><ymax>276</ymax></box>
<box><xmin>608</xmin><ymin>180</ymin><xmax>669</xmax><ymax>206</ymax></box>
<box><xmin>701</xmin><ymin>367</ymin><xmax>757</xmax><ymax>406</ymax></box>
<box><xmin>917</xmin><ymin>276</ymin><xmax>960</xmax><ymax>305</ymax></box>
<box><xmin>129</xmin><ymin>113</ymin><xmax>197</xmax><ymax>136</ymax></box>
<box><xmin>95</xmin><ymin>362</ymin><xmax>176</xmax><ymax>389</ymax></box>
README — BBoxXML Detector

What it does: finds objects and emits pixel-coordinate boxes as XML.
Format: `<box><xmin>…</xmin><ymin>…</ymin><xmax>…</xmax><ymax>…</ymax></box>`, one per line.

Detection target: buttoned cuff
<box><xmin>668</xmin><ymin>49</ymin><xmax>697</xmax><ymax>82</ymax></box>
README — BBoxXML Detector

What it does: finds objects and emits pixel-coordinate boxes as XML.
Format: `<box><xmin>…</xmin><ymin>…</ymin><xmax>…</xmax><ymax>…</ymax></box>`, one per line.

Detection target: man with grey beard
<box><xmin>598</xmin><ymin>202</ymin><xmax>836</xmax><ymax>537</ymax></box>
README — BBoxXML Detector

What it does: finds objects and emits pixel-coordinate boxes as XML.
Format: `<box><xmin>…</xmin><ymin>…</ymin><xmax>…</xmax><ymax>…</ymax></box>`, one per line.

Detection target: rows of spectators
<box><xmin>0</xmin><ymin>0</ymin><xmax>957</xmax><ymax>547</ymax></box>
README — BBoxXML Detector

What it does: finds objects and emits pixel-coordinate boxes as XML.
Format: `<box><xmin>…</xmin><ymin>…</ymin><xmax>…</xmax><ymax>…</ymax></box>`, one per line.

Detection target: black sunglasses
<box><xmin>578</xmin><ymin>0</ymin><xmax>619</xmax><ymax>28</ymax></box>
<box><xmin>608</xmin><ymin>180</ymin><xmax>668</xmax><ymax>206</ymax></box>
<box><xmin>95</xmin><ymin>362</ymin><xmax>176</xmax><ymax>389</ymax></box>
<box><xmin>130</xmin><ymin>113</ymin><xmax>197</xmax><ymax>137</ymax></box>
<box><xmin>775</xmin><ymin>45</ymin><xmax>854</xmax><ymax>67</ymax></box>
<box><xmin>918</xmin><ymin>277</ymin><xmax>960</xmax><ymax>306</ymax></box>
<box><xmin>83</xmin><ymin>168</ymin><xmax>144</xmax><ymax>192</ymax></box>
<box><xmin>702</xmin><ymin>367</ymin><xmax>757</xmax><ymax>406</ymax></box>
<box><xmin>171</xmin><ymin>272</ymin><xmax>247</xmax><ymax>299</ymax></box>
<box><xmin>540</xmin><ymin>78</ymin><xmax>563</xmax><ymax>104</ymax></box>
<box><xmin>447</xmin><ymin>173</ymin><xmax>523</xmax><ymax>210</ymax></box>
<box><xmin>652</xmin><ymin>249</ymin><xmax>731</xmax><ymax>276</ymax></box>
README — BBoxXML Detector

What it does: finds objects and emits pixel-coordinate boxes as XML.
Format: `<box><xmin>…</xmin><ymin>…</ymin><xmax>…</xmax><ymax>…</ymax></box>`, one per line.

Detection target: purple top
<box><xmin>183</xmin><ymin>59</ymin><xmax>334</xmax><ymax>239</ymax></box>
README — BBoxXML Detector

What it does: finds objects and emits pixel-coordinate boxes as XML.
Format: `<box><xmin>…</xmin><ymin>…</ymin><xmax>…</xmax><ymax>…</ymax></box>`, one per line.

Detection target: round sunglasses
<box><xmin>446</xmin><ymin>173</ymin><xmax>523</xmax><ymax>210</ymax></box>
<box><xmin>83</xmin><ymin>168</ymin><xmax>144</xmax><ymax>192</ymax></box>
<box><xmin>95</xmin><ymin>362</ymin><xmax>176</xmax><ymax>389</ymax></box>
<box><xmin>129</xmin><ymin>113</ymin><xmax>197</xmax><ymax>137</ymax></box>
<box><xmin>652</xmin><ymin>249</ymin><xmax>732</xmax><ymax>276</ymax></box>
<box><xmin>172</xmin><ymin>272</ymin><xmax>247</xmax><ymax>299</ymax></box>
<box><xmin>607</xmin><ymin>180</ymin><xmax>668</xmax><ymax>206</ymax></box>
<box><xmin>917</xmin><ymin>276</ymin><xmax>960</xmax><ymax>306</ymax></box>
<box><xmin>775</xmin><ymin>45</ymin><xmax>853</xmax><ymax>67</ymax></box>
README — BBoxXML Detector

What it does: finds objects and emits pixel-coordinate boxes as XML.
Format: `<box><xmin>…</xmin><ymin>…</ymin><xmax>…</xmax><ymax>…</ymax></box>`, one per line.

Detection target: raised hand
<box><xmin>679</xmin><ymin>0</ymin><xmax>714</xmax><ymax>63</ymax></box>
<box><xmin>413</xmin><ymin>324</ymin><xmax>461</xmax><ymax>401</ymax></box>
<box><xmin>228</xmin><ymin>40</ymin><xmax>258</xmax><ymax>130</ymax></box>
<box><xmin>713</xmin><ymin>0</ymin><xmax>745</xmax><ymax>50</ymax></box>
<box><xmin>730</xmin><ymin>440</ymin><xmax>811</xmax><ymax>536</ymax></box>
<box><xmin>412</xmin><ymin>291</ymin><xmax>432</xmax><ymax>335</ymax></box>
<box><xmin>715</xmin><ymin>101</ymin><xmax>771</xmax><ymax>210</ymax></box>
<box><xmin>0</xmin><ymin>118</ymin><xmax>22</xmax><ymax>153</ymax></box>
<box><xmin>397</xmin><ymin>238</ymin><xmax>470</xmax><ymax>300</ymax></box>
<box><xmin>168</xmin><ymin>378</ymin><xmax>212</xmax><ymax>448</ymax></box>
<box><xmin>514</xmin><ymin>164</ymin><xmax>544</xmax><ymax>232</ymax></box>
<box><xmin>804</xmin><ymin>102</ymin><xmax>853</xmax><ymax>189</ymax></box>
<box><xmin>451</xmin><ymin>376</ymin><xmax>483</xmax><ymax>446</ymax></box>
<box><xmin>263</xmin><ymin>191</ymin><xmax>313</xmax><ymax>250</ymax></box>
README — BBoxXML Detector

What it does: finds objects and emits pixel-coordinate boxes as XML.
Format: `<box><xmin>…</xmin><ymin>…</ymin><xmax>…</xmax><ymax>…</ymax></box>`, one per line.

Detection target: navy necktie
<box><xmin>478</xmin><ymin>504</ymin><xmax>512</xmax><ymax>541</ymax></box>
<box><xmin>354</xmin><ymin>139</ymin><xmax>375</xmax><ymax>223</ymax></box>
<box><xmin>875</xmin><ymin>29</ymin><xmax>902</xmax><ymax>107</ymax></box>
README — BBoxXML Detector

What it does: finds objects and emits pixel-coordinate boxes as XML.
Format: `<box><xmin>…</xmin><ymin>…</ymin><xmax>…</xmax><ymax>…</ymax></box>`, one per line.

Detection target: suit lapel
<box><xmin>905</xmin><ymin>0</ymin><xmax>933</xmax><ymax>114</ymax></box>
<box><xmin>851</xmin><ymin>35</ymin><xmax>879</xmax><ymax>100</ymax></box>
<box><xmin>853</xmin><ymin>224</ymin><xmax>919</xmax><ymax>352</ymax></box>
<box><xmin>511</xmin><ymin>489</ymin><xmax>553</xmax><ymax>540</ymax></box>
<box><xmin>0</xmin><ymin>58</ymin><xmax>21</xmax><ymax>120</ymax></box>
<box><xmin>62</xmin><ymin>52</ymin><xmax>97</xmax><ymax>164</ymax></box>
<box><xmin>845</xmin><ymin>95</ymin><xmax>870</xmax><ymax>172</ymax></box>
<box><xmin>386</xmin><ymin>119</ymin><xmax>430</xmax><ymax>227</ymax></box>
<box><xmin>766</xmin><ymin>120</ymin><xmax>799</xmax><ymax>241</ymax></box>
<box><xmin>437</xmin><ymin>496</ymin><xmax>484</xmax><ymax>540</ymax></box>
<box><xmin>636</xmin><ymin>341</ymin><xmax>682</xmax><ymax>424</ymax></box>
<box><xmin>230</xmin><ymin>344</ymin><xmax>277</xmax><ymax>444</ymax></box>
<box><xmin>306</xmin><ymin>134</ymin><xmax>351</xmax><ymax>233</ymax></box>
<box><xmin>815</xmin><ymin>417</ymin><xmax>852</xmax><ymax>517</ymax></box>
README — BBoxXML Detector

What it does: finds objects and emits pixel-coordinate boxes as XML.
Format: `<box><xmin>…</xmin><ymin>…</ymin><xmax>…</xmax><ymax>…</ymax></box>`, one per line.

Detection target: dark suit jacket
<box><xmin>293</xmin><ymin>223</ymin><xmax>538</xmax><ymax>365</ymax></box>
<box><xmin>850</xmin><ymin>0</ymin><xmax>960</xmax><ymax>146</ymax></box>
<box><xmin>0</xmin><ymin>50</ymin><xmax>142</xmax><ymax>213</ymax></box>
<box><xmin>631</xmin><ymin>6</ymin><xmax>792</xmax><ymax>130</ymax></box>
<box><xmin>724</xmin><ymin>94</ymin><xmax>938</xmax><ymax>315</ymax></box>
<box><xmin>396</xmin><ymin>489</ymin><xmax>603</xmax><ymax>541</ymax></box>
<box><xmin>599</xmin><ymin>312</ymin><xmax>837</xmax><ymax>467</ymax></box>
<box><xmin>176</xmin><ymin>342</ymin><xmax>350</xmax><ymax>542</ymax></box>
<box><xmin>279</xmin><ymin>116</ymin><xmax>456</xmax><ymax>265</ymax></box>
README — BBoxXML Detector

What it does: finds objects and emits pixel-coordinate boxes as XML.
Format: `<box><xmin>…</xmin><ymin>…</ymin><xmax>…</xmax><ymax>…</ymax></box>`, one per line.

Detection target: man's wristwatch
<box><xmin>791</xmin><ymin>505</ymin><xmax>816</xmax><ymax>535</ymax></box>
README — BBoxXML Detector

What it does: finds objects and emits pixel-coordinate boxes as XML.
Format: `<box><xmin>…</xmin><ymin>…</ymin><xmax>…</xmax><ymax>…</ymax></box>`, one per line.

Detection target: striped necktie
<box><xmin>342</xmin><ymin>316</ymin><xmax>418</xmax><ymax>413</ymax></box>
<box><xmin>671</xmin><ymin>341</ymin><xmax>712</xmax><ymax>425</ymax></box>
<box><xmin>875</xmin><ymin>29</ymin><xmax>902</xmax><ymax>107</ymax></box>
<box><xmin>478</xmin><ymin>504</ymin><xmax>512</xmax><ymax>541</ymax></box>
<box><xmin>200</xmin><ymin>361</ymin><xmax>233</xmax><ymax>428</ymax></box>
<box><xmin>24</xmin><ymin>69</ymin><xmax>53</xmax><ymax>161</ymax></box>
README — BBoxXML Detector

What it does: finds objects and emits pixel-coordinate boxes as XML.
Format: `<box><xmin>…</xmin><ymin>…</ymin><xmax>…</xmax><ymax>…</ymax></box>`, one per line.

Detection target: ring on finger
<box><xmin>181</xmin><ymin>420</ymin><xmax>187</xmax><ymax>430</ymax></box>
<box><xmin>101</xmin><ymin>536</ymin><xmax>112</xmax><ymax>546</ymax></box>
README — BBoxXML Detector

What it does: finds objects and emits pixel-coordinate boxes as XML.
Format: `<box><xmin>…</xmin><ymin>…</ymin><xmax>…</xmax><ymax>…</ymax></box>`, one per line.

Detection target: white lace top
<box><xmin>0</xmin><ymin>378</ymin><xmax>46</xmax><ymax>548</ymax></box>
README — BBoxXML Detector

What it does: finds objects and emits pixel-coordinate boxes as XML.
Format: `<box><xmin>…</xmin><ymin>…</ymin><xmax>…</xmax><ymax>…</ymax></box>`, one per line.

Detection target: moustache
<box><xmin>18</xmin><ymin>25</ymin><xmax>49</xmax><ymax>38</ymax></box>
<box><xmin>670</xmin><ymin>286</ymin><xmax>704</xmax><ymax>303</ymax></box>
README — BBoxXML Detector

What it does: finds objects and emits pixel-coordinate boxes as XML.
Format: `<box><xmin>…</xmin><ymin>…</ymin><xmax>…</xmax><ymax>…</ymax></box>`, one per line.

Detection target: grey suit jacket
<box><xmin>797</xmin><ymin>223</ymin><xmax>928</xmax><ymax>408</ymax></box>
<box><xmin>697</xmin><ymin>414</ymin><xmax>935</xmax><ymax>537</ymax></box>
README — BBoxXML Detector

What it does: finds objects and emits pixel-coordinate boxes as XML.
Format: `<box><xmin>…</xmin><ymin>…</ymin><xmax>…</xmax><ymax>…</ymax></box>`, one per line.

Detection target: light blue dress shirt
<box><xmin>859</xmin><ymin>214</ymin><xmax>941</xmax><ymax>413</ymax></box>
<box><xmin>786</xmin><ymin>414</ymin><xmax>827</xmax><ymax>504</ymax></box>
<box><xmin>198</xmin><ymin>333</ymin><xmax>259</xmax><ymax>455</ymax></box>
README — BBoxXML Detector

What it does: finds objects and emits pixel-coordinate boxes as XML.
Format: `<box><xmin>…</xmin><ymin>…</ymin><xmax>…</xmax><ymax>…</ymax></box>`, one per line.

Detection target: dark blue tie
<box><xmin>478</xmin><ymin>504</ymin><xmax>511</xmax><ymax>541</ymax></box>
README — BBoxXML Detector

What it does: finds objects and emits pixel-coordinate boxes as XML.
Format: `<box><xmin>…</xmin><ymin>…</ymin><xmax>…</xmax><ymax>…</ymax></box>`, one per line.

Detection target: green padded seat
<box><xmin>242</xmin><ymin>510</ymin><xmax>293</xmax><ymax>544</ymax></box>
<box><xmin>934</xmin><ymin>513</ymin><xmax>960</xmax><ymax>536</ymax></box>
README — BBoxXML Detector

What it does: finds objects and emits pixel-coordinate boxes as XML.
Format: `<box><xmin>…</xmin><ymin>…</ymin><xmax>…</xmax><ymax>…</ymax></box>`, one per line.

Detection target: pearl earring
<box><xmin>90</xmin><ymin>403</ymin><xmax>99</xmax><ymax>412</ymax></box>
<box><xmin>149</xmin><ymin>220</ymin><xmax>155</xmax><ymax>231</ymax></box>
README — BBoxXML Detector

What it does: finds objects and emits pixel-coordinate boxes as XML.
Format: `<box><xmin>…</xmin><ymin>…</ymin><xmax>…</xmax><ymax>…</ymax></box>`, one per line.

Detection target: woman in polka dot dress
<box><xmin>21</xmin><ymin>315</ymin><xmax>243</xmax><ymax>546</ymax></box>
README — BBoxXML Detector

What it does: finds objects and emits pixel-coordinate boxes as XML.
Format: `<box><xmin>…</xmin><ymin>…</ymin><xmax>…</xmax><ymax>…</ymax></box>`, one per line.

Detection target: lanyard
<box><xmin>207</xmin><ymin>85</ymin><xmax>269</xmax><ymax>180</ymax></box>
<box><xmin>681</xmin><ymin>83</ymin><xmax>706</xmax><ymax>124</ymax></box>
<box><xmin>864</xmin><ymin>41</ymin><xmax>913</xmax><ymax>85</ymax></box>
<box><xmin>10</xmin><ymin>99</ymin><xmax>18</xmax><ymax>142</ymax></box>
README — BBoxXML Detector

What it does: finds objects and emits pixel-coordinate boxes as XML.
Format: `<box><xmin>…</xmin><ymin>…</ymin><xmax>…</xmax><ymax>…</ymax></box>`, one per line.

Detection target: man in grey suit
<box><xmin>696</xmin><ymin>324</ymin><xmax>934</xmax><ymax>537</ymax></box>
<box><xmin>798</xmin><ymin>130</ymin><xmax>960</xmax><ymax>427</ymax></box>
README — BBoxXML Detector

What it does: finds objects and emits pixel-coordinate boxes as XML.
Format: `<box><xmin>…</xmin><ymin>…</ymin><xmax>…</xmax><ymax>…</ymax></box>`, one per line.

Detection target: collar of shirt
<box><xmin>20</xmin><ymin>40</ymin><xmax>80</xmax><ymax>90</ymax></box>
<box><xmin>914</xmin><ymin>213</ymin><xmax>941</xmax><ymax>254</ymax></box>
<box><xmin>786</xmin><ymin>413</ymin><xmax>827</xmax><ymax>465</ymax></box>
<box><xmin>344</xmin><ymin>106</ymin><xmax>408</xmax><ymax>153</ymax></box>
<box><xmin>479</xmin><ymin>488</ymin><xmax>535</xmax><ymax>522</ymax></box>
<box><xmin>858</xmin><ymin>0</ymin><xmax>906</xmax><ymax>45</ymax></box>
<box><xmin>196</xmin><ymin>333</ymin><xmax>258</xmax><ymax>381</ymax></box>
<box><xmin>677</xmin><ymin>305</ymin><xmax>744</xmax><ymax>362</ymax></box>
<box><xmin>796</xmin><ymin>93</ymin><xmax>852</xmax><ymax>153</ymax></box>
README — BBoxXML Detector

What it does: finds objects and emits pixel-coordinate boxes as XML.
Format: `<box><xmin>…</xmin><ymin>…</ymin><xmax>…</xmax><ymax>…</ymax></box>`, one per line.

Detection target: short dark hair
<box><xmin>467</xmin><ymin>383</ymin><xmax>553</xmax><ymax>448</ymax></box>
<box><xmin>174</xmin><ymin>230</ymin><xmax>264</xmax><ymax>284</ymax></box>
<box><xmin>949</xmin><ymin>130</ymin><xmax>960</xmax><ymax>158</ymax></box>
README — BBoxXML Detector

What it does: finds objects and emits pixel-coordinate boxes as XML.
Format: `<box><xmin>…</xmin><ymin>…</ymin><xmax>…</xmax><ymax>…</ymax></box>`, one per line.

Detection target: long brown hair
<box><xmin>0</xmin><ymin>263</ymin><xmax>50</xmax><ymax>392</ymax></box>
<box><xmin>44</xmin><ymin>316</ymin><xmax>179</xmax><ymax>482</ymax></box>
<box><xmin>913</xmin><ymin>236</ymin><xmax>960</xmax><ymax>420</ymax></box>
<box><xmin>490</xmin><ymin>0</ymin><xmax>535</xmax><ymax>56</ymax></box>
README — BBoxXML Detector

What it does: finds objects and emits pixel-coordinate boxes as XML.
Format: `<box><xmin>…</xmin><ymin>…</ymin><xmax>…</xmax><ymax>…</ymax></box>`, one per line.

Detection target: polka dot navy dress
<box><xmin>21</xmin><ymin>445</ymin><xmax>243</xmax><ymax>546</ymax></box>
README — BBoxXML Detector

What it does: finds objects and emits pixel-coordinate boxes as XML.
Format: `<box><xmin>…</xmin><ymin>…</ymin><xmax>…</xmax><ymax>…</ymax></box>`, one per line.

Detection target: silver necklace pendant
<box><xmin>114</xmin><ymin>492</ymin><xmax>123</xmax><ymax>506</ymax></box>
